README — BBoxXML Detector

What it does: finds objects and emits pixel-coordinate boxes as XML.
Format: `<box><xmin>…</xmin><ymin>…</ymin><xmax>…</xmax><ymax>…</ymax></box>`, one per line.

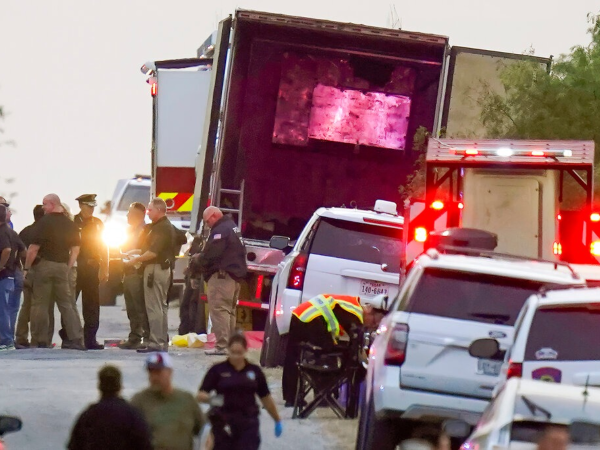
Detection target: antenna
<box><xmin>388</xmin><ymin>5</ymin><xmax>401</xmax><ymax>29</ymax></box>
<box><xmin>583</xmin><ymin>375</ymin><xmax>590</xmax><ymax>410</ymax></box>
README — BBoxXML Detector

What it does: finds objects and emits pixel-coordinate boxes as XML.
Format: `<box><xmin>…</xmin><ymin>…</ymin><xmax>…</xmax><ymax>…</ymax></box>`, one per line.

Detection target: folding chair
<box><xmin>292</xmin><ymin>328</ymin><xmax>363</xmax><ymax>419</ymax></box>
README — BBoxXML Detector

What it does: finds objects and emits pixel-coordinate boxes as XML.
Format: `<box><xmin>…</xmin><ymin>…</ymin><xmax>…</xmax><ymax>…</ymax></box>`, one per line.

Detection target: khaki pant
<box><xmin>143</xmin><ymin>264</ymin><xmax>170</xmax><ymax>349</ymax></box>
<box><xmin>15</xmin><ymin>267</ymin><xmax>34</xmax><ymax>346</ymax></box>
<box><xmin>207</xmin><ymin>272</ymin><xmax>240</xmax><ymax>350</ymax></box>
<box><xmin>123</xmin><ymin>272</ymin><xmax>149</xmax><ymax>343</ymax></box>
<box><xmin>30</xmin><ymin>260</ymin><xmax>82</xmax><ymax>347</ymax></box>
<box><xmin>48</xmin><ymin>266</ymin><xmax>79</xmax><ymax>343</ymax></box>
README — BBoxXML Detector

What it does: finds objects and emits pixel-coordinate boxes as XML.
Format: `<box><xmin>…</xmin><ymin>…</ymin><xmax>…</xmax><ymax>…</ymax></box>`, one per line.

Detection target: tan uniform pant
<box><xmin>143</xmin><ymin>264</ymin><xmax>170</xmax><ymax>349</ymax></box>
<box><xmin>30</xmin><ymin>260</ymin><xmax>82</xmax><ymax>346</ymax></box>
<box><xmin>207</xmin><ymin>272</ymin><xmax>240</xmax><ymax>350</ymax></box>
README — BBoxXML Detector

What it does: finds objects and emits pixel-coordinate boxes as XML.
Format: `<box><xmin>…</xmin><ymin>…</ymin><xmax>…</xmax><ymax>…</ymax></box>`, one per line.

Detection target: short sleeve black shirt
<box><xmin>32</xmin><ymin>213</ymin><xmax>81</xmax><ymax>264</ymax></box>
<box><xmin>142</xmin><ymin>216</ymin><xmax>173</xmax><ymax>265</ymax></box>
<box><xmin>200</xmin><ymin>360</ymin><xmax>270</xmax><ymax>418</ymax></box>
<box><xmin>19</xmin><ymin>222</ymin><xmax>39</xmax><ymax>248</ymax></box>
<box><xmin>0</xmin><ymin>224</ymin><xmax>25</xmax><ymax>278</ymax></box>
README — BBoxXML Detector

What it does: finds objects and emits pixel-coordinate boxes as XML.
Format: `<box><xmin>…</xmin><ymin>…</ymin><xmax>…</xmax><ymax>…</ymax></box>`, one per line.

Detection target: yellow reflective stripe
<box><xmin>297</xmin><ymin>307</ymin><xmax>321</xmax><ymax>323</ymax></box>
<box><xmin>336</xmin><ymin>301</ymin><xmax>364</xmax><ymax>323</ymax></box>
<box><xmin>310</xmin><ymin>295</ymin><xmax>340</xmax><ymax>336</ymax></box>
<box><xmin>158</xmin><ymin>192</ymin><xmax>177</xmax><ymax>200</ymax></box>
<box><xmin>179</xmin><ymin>195</ymin><xmax>194</xmax><ymax>212</ymax></box>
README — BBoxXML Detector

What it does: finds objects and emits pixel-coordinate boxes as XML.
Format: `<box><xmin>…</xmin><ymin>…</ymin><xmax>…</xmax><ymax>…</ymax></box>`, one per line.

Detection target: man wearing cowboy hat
<box><xmin>72</xmin><ymin>194</ymin><xmax>108</xmax><ymax>349</ymax></box>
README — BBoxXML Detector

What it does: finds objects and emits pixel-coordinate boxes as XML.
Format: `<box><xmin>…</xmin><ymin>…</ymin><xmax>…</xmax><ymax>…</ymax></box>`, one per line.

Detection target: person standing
<box><xmin>197</xmin><ymin>333</ymin><xmax>283</xmax><ymax>449</ymax></box>
<box><xmin>24</xmin><ymin>194</ymin><xmax>85</xmax><ymax>350</ymax></box>
<box><xmin>72</xmin><ymin>194</ymin><xmax>107</xmax><ymax>350</ymax></box>
<box><xmin>178</xmin><ymin>235</ymin><xmax>206</xmax><ymax>335</ymax></box>
<box><xmin>119</xmin><ymin>202</ymin><xmax>150</xmax><ymax>350</ymax></box>
<box><xmin>68</xmin><ymin>364</ymin><xmax>152</xmax><ymax>450</ymax></box>
<box><xmin>124</xmin><ymin>198</ymin><xmax>173</xmax><ymax>353</ymax></box>
<box><xmin>14</xmin><ymin>205</ymin><xmax>44</xmax><ymax>348</ymax></box>
<box><xmin>193</xmin><ymin>207</ymin><xmax>247</xmax><ymax>356</ymax></box>
<box><xmin>131</xmin><ymin>352</ymin><xmax>205</xmax><ymax>450</ymax></box>
<box><xmin>0</xmin><ymin>205</ymin><xmax>26</xmax><ymax>351</ymax></box>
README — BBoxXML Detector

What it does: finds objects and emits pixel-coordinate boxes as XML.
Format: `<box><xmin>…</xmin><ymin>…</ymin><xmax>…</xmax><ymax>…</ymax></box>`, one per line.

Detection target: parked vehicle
<box><xmin>446</xmin><ymin>378</ymin><xmax>600</xmax><ymax>450</ymax></box>
<box><xmin>472</xmin><ymin>286</ymin><xmax>600</xmax><ymax>389</ymax></box>
<box><xmin>356</xmin><ymin>247</ymin><xmax>583</xmax><ymax>450</ymax></box>
<box><xmin>261</xmin><ymin>199</ymin><xmax>403</xmax><ymax>366</ymax></box>
<box><xmin>0</xmin><ymin>416</ymin><xmax>22</xmax><ymax>450</ymax></box>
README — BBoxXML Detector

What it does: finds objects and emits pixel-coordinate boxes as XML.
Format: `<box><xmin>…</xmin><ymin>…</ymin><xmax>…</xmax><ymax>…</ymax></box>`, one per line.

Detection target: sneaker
<box><xmin>205</xmin><ymin>348</ymin><xmax>227</xmax><ymax>356</ymax></box>
<box><xmin>0</xmin><ymin>344</ymin><xmax>15</xmax><ymax>351</ymax></box>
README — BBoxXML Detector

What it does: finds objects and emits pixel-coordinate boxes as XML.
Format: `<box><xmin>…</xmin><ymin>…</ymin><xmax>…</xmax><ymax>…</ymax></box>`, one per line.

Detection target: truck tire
<box><xmin>260</xmin><ymin>317</ymin><xmax>288</xmax><ymax>368</ymax></box>
<box><xmin>356</xmin><ymin>392</ymin><xmax>400</xmax><ymax>450</ymax></box>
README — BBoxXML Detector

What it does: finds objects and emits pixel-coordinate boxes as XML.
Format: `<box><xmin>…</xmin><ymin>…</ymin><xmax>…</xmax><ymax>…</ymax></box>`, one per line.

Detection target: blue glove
<box><xmin>275</xmin><ymin>421</ymin><xmax>283</xmax><ymax>437</ymax></box>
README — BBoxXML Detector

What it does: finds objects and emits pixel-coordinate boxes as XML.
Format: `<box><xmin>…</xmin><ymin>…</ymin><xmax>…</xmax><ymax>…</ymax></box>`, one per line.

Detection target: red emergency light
<box><xmin>151</xmin><ymin>82</ymin><xmax>157</xmax><ymax>97</ymax></box>
<box><xmin>591</xmin><ymin>213</ymin><xmax>600</xmax><ymax>222</ymax></box>
<box><xmin>415</xmin><ymin>227</ymin><xmax>428</xmax><ymax>243</ymax></box>
<box><xmin>591</xmin><ymin>241</ymin><xmax>600</xmax><ymax>256</ymax></box>
<box><xmin>553</xmin><ymin>242</ymin><xmax>562</xmax><ymax>256</ymax></box>
<box><xmin>465</xmin><ymin>149</ymin><xmax>479</xmax><ymax>156</ymax></box>
<box><xmin>557</xmin><ymin>214</ymin><xmax>562</xmax><ymax>221</ymax></box>
<box><xmin>531</xmin><ymin>150</ymin><xmax>545</xmax><ymax>156</ymax></box>
<box><xmin>458</xmin><ymin>202</ymin><xmax>464</xmax><ymax>210</ymax></box>
<box><xmin>430</xmin><ymin>201</ymin><xmax>444</xmax><ymax>210</ymax></box>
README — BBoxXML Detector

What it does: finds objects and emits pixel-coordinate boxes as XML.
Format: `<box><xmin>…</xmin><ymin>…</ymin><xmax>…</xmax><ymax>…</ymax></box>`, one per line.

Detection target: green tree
<box><xmin>479</xmin><ymin>12</ymin><xmax>600</xmax><ymax>204</ymax></box>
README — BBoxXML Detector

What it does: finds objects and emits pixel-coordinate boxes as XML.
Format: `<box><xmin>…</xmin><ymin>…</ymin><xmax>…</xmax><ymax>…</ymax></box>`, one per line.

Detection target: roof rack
<box><xmin>434</xmin><ymin>245</ymin><xmax>581</xmax><ymax>280</ymax></box>
<box><xmin>538</xmin><ymin>283</ymin><xmax>598</xmax><ymax>296</ymax></box>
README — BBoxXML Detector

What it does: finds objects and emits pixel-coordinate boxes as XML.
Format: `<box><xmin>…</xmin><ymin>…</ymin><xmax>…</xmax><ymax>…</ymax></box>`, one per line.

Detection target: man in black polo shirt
<box><xmin>14</xmin><ymin>205</ymin><xmax>44</xmax><ymax>348</ymax></box>
<box><xmin>124</xmin><ymin>198</ymin><xmax>173</xmax><ymax>353</ymax></box>
<box><xmin>24</xmin><ymin>194</ymin><xmax>85</xmax><ymax>349</ymax></box>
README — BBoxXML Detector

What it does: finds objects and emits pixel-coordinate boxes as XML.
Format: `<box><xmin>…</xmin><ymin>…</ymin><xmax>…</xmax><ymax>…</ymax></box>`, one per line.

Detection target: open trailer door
<box><xmin>441</xmin><ymin>46</ymin><xmax>551</xmax><ymax>138</ymax></box>
<box><xmin>191</xmin><ymin>16</ymin><xmax>233</xmax><ymax>233</ymax></box>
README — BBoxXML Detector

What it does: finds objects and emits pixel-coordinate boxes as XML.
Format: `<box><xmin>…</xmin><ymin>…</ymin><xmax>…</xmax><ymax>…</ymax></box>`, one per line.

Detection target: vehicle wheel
<box><xmin>356</xmin><ymin>392</ymin><xmax>400</xmax><ymax>450</ymax></box>
<box><xmin>260</xmin><ymin>317</ymin><xmax>288</xmax><ymax>368</ymax></box>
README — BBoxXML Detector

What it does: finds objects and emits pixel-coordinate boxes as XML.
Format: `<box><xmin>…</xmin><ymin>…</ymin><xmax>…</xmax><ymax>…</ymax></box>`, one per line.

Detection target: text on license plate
<box><xmin>478</xmin><ymin>359</ymin><xmax>502</xmax><ymax>376</ymax></box>
<box><xmin>360</xmin><ymin>281</ymin><xmax>389</xmax><ymax>297</ymax></box>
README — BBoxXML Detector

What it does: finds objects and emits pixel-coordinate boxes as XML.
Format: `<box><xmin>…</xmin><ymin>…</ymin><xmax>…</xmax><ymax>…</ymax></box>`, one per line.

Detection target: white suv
<box><xmin>480</xmin><ymin>286</ymin><xmax>600</xmax><ymax>389</ymax></box>
<box><xmin>357</xmin><ymin>249</ymin><xmax>583</xmax><ymax>450</ymax></box>
<box><xmin>260</xmin><ymin>200</ymin><xmax>403</xmax><ymax>367</ymax></box>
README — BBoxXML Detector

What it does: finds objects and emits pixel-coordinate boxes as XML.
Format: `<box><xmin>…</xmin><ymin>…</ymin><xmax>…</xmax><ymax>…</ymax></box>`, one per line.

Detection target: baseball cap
<box><xmin>145</xmin><ymin>352</ymin><xmax>173</xmax><ymax>370</ymax></box>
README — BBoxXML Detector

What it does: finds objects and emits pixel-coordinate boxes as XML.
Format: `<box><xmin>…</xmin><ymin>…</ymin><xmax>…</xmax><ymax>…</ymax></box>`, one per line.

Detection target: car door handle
<box><xmin>479</xmin><ymin>385</ymin><xmax>495</xmax><ymax>391</ymax></box>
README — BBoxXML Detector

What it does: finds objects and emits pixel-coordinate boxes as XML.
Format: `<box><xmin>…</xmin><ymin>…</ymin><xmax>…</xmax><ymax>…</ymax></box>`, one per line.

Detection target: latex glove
<box><xmin>209</xmin><ymin>394</ymin><xmax>224</xmax><ymax>407</ymax></box>
<box><xmin>275</xmin><ymin>421</ymin><xmax>283</xmax><ymax>438</ymax></box>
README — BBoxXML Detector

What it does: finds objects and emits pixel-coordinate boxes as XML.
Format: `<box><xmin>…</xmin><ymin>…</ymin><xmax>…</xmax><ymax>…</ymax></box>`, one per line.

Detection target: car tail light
<box><xmin>255</xmin><ymin>275</ymin><xmax>264</xmax><ymax>300</ymax></box>
<box><xmin>286</xmin><ymin>253</ymin><xmax>308</xmax><ymax>290</ymax></box>
<box><xmin>506</xmin><ymin>360</ymin><xmax>522</xmax><ymax>379</ymax></box>
<box><xmin>384</xmin><ymin>323</ymin><xmax>409</xmax><ymax>366</ymax></box>
<box><xmin>415</xmin><ymin>227</ymin><xmax>427</xmax><ymax>243</ymax></box>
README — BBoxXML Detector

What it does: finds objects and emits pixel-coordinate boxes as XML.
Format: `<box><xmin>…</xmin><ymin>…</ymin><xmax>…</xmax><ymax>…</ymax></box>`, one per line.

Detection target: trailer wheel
<box><xmin>260</xmin><ymin>316</ymin><xmax>288</xmax><ymax>368</ymax></box>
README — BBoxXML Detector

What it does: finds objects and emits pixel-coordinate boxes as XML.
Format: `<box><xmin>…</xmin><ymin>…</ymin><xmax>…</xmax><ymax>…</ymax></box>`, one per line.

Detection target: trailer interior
<box><xmin>217</xmin><ymin>13</ymin><xmax>448</xmax><ymax>240</ymax></box>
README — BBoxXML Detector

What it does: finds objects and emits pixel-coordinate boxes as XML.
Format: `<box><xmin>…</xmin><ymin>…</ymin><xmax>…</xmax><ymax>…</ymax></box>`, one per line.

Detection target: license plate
<box><xmin>478</xmin><ymin>359</ymin><xmax>502</xmax><ymax>376</ymax></box>
<box><xmin>360</xmin><ymin>280</ymin><xmax>389</xmax><ymax>297</ymax></box>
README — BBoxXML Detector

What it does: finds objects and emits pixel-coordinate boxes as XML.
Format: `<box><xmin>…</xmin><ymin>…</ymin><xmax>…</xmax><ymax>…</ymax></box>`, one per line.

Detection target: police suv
<box><xmin>260</xmin><ymin>200</ymin><xmax>403</xmax><ymax>367</ymax></box>
<box><xmin>357</xmin><ymin>247</ymin><xmax>584</xmax><ymax>450</ymax></box>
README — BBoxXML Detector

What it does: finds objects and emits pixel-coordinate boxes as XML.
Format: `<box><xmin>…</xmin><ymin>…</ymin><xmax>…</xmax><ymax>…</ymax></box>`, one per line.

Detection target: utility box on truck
<box><xmin>462</xmin><ymin>169</ymin><xmax>558</xmax><ymax>259</ymax></box>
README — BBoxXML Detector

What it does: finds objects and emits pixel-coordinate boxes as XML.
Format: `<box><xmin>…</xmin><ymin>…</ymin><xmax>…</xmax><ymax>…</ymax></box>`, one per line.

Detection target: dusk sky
<box><xmin>1</xmin><ymin>0</ymin><xmax>598</xmax><ymax>228</ymax></box>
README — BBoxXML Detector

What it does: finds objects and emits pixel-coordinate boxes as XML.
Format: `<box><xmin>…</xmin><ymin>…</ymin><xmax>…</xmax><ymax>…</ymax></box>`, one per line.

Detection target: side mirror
<box><xmin>269</xmin><ymin>236</ymin><xmax>291</xmax><ymax>251</ymax></box>
<box><xmin>469</xmin><ymin>338</ymin><xmax>500</xmax><ymax>359</ymax></box>
<box><xmin>0</xmin><ymin>416</ymin><xmax>22</xmax><ymax>437</ymax></box>
<box><xmin>363</xmin><ymin>294</ymin><xmax>389</xmax><ymax>311</ymax></box>
<box><xmin>443</xmin><ymin>419</ymin><xmax>471</xmax><ymax>439</ymax></box>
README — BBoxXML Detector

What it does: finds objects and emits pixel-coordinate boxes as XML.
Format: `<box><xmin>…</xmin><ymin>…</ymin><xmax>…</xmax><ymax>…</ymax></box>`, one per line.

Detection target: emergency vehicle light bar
<box><xmin>427</xmin><ymin>139</ymin><xmax>594</xmax><ymax>166</ymax></box>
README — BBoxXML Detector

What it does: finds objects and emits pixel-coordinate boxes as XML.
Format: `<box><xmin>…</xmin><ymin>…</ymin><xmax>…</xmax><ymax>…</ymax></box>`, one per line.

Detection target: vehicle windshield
<box><xmin>525</xmin><ymin>306</ymin><xmax>600</xmax><ymax>361</ymax></box>
<box><xmin>117</xmin><ymin>184</ymin><xmax>151</xmax><ymax>211</ymax></box>
<box><xmin>405</xmin><ymin>268</ymin><xmax>545</xmax><ymax>325</ymax></box>
<box><xmin>514</xmin><ymin>395</ymin><xmax>600</xmax><ymax>428</ymax></box>
<box><xmin>310</xmin><ymin>217</ymin><xmax>402</xmax><ymax>272</ymax></box>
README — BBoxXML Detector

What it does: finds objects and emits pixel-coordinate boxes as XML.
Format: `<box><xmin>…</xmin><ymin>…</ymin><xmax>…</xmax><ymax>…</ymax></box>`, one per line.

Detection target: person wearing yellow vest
<box><xmin>281</xmin><ymin>294</ymin><xmax>365</xmax><ymax>407</ymax></box>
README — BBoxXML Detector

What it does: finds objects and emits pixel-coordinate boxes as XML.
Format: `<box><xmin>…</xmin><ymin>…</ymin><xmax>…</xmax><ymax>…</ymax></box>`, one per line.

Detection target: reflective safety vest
<box><xmin>293</xmin><ymin>294</ymin><xmax>364</xmax><ymax>338</ymax></box>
